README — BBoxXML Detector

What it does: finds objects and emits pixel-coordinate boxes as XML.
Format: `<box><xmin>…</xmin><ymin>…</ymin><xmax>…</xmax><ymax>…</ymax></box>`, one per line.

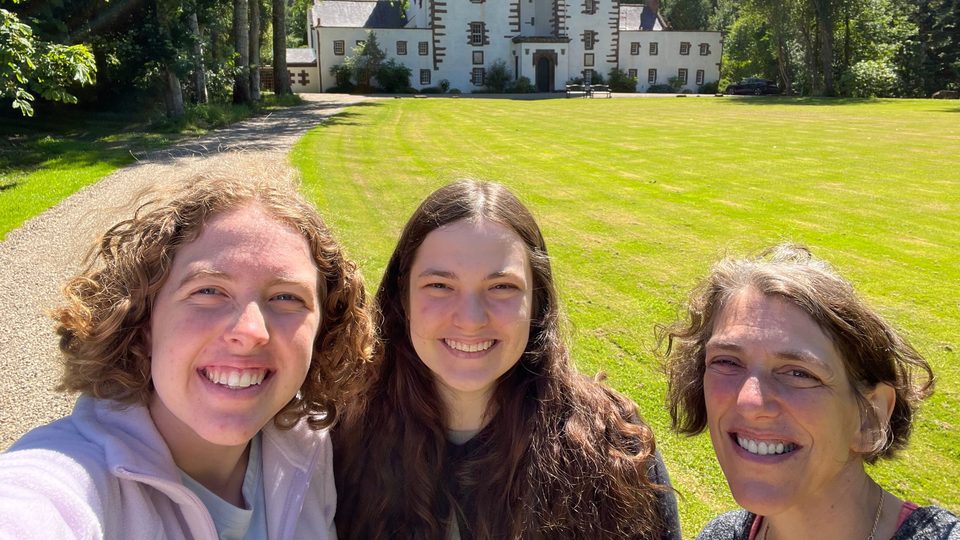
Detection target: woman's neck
<box><xmin>438</xmin><ymin>384</ymin><xmax>493</xmax><ymax>431</ymax></box>
<box><xmin>762</xmin><ymin>473</ymin><xmax>891</xmax><ymax>540</ymax></box>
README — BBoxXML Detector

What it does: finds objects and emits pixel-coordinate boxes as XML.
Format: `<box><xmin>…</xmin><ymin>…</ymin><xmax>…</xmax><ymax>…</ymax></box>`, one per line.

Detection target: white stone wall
<box><xmin>317</xmin><ymin>27</ymin><xmax>433</xmax><ymax>91</ymax></box>
<box><xmin>437</xmin><ymin>1</ymin><xmax>515</xmax><ymax>91</ymax></box>
<box><xmin>564</xmin><ymin>0</ymin><xmax>618</xmax><ymax>83</ymax></box>
<box><xmin>618</xmin><ymin>30</ymin><xmax>722</xmax><ymax>91</ymax></box>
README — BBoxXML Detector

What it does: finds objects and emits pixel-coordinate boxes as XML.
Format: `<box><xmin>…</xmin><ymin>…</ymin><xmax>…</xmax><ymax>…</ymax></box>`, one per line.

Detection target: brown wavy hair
<box><xmin>334</xmin><ymin>181</ymin><xmax>667</xmax><ymax>539</ymax></box>
<box><xmin>54</xmin><ymin>165</ymin><xmax>372</xmax><ymax>429</ymax></box>
<box><xmin>661</xmin><ymin>243</ymin><xmax>934</xmax><ymax>463</ymax></box>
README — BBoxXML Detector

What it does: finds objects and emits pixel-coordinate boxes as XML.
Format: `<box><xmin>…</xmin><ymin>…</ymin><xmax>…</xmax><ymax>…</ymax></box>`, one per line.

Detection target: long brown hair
<box><xmin>335</xmin><ymin>181</ymin><xmax>665</xmax><ymax>538</ymax></box>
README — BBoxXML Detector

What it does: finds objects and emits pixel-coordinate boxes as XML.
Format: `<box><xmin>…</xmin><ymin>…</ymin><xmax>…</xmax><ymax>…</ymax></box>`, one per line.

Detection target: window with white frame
<box><xmin>333</xmin><ymin>40</ymin><xmax>345</xmax><ymax>55</ymax></box>
<box><xmin>648</xmin><ymin>68</ymin><xmax>657</xmax><ymax>84</ymax></box>
<box><xmin>470</xmin><ymin>22</ymin><xmax>485</xmax><ymax>46</ymax></box>
<box><xmin>628</xmin><ymin>68</ymin><xmax>638</xmax><ymax>79</ymax></box>
<box><xmin>680</xmin><ymin>42</ymin><xmax>691</xmax><ymax>55</ymax></box>
<box><xmin>696</xmin><ymin>69</ymin><xmax>705</xmax><ymax>85</ymax></box>
<box><xmin>649</xmin><ymin>42</ymin><xmax>658</xmax><ymax>55</ymax></box>
<box><xmin>630</xmin><ymin>42</ymin><xmax>640</xmax><ymax>55</ymax></box>
<box><xmin>473</xmin><ymin>50</ymin><xmax>484</xmax><ymax>65</ymax></box>
<box><xmin>584</xmin><ymin>53</ymin><xmax>594</xmax><ymax>67</ymax></box>
<box><xmin>699</xmin><ymin>43</ymin><xmax>710</xmax><ymax>56</ymax></box>
<box><xmin>419</xmin><ymin>41</ymin><xmax>429</xmax><ymax>55</ymax></box>
<box><xmin>584</xmin><ymin>0</ymin><xmax>597</xmax><ymax>14</ymax></box>
<box><xmin>420</xmin><ymin>69</ymin><xmax>431</xmax><ymax>85</ymax></box>
<box><xmin>678</xmin><ymin>68</ymin><xmax>688</xmax><ymax>84</ymax></box>
<box><xmin>397</xmin><ymin>41</ymin><xmax>407</xmax><ymax>55</ymax></box>
<box><xmin>472</xmin><ymin>67</ymin><xmax>485</xmax><ymax>86</ymax></box>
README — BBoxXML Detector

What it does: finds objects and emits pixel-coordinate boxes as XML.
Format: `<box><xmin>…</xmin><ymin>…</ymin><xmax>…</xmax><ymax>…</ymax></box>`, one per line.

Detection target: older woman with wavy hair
<box><xmin>334</xmin><ymin>180</ymin><xmax>680</xmax><ymax>540</ymax></box>
<box><xmin>0</xmin><ymin>163</ymin><xmax>371</xmax><ymax>538</ymax></box>
<box><xmin>662</xmin><ymin>244</ymin><xmax>957</xmax><ymax>540</ymax></box>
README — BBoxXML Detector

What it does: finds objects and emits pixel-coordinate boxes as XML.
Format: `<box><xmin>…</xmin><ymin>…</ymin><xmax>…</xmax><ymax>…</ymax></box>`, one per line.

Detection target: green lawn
<box><xmin>291</xmin><ymin>96</ymin><xmax>960</xmax><ymax>536</ymax></box>
<box><xmin>0</xmin><ymin>95</ymin><xmax>302</xmax><ymax>240</ymax></box>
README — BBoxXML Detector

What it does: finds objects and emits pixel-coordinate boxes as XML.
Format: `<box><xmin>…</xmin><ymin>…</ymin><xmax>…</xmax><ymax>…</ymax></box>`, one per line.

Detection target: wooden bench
<box><xmin>589</xmin><ymin>84</ymin><xmax>612</xmax><ymax>98</ymax></box>
<box><xmin>565</xmin><ymin>84</ymin><xmax>588</xmax><ymax>98</ymax></box>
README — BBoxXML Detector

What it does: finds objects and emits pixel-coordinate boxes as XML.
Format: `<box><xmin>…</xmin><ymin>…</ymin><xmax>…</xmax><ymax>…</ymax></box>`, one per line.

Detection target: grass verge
<box><xmin>291</xmin><ymin>96</ymin><xmax>960</xmax><ymax>536</ymax></box>
<box><xmin>0</xmin><ymin>93</ymin><xmax>303</xmax><ymax>240</ymax></box>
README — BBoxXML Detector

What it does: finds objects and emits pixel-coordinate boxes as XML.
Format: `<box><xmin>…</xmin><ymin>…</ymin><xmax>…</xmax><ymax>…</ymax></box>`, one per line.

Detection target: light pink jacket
<box><xmin>0</xmin><ymin>396</ymin><xmax>336</xmax><ymax>539</ymax></box>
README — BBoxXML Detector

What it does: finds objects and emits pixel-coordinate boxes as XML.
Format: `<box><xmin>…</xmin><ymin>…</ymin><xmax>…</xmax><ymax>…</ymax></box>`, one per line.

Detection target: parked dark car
<box><xmin>724</xmin><ymin>78</ymin><xmax>781</xmax><ymax>95</ymax></box>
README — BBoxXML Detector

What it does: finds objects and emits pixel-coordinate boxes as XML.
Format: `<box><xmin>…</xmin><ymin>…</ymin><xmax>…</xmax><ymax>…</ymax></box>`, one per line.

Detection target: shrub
<box><xmin>608</xmin><ymin>68</ymin><xmax>638</xmax><ymax>92</ymax></box>
<box><xmin>667</xmin><ymin>76</ymin><xmax>683</xmax><ymax>92</ymax></box>
<box><xmin>419</xmin><ymin>86</ymin><xmax>443</xmax><ymax>94</ymax></box>
<box><xmin>484</xmin><ymin>59</ymin><xmax>512</xmax><ymax>93</ymax></box>
<box><xmin>698</xmin><ymin>80</ymin><xmax>719</xmax><ymax>94</ymax></box>
<box><xmin>329</xmin><ymin>64</ymin><xmax>355</xmax><ymax>92</ymax></box>
<box><xmin>376</xmin><ymin>59</ymin><xmax>412</xmax><ymax>93</ymax></box>
<box><xmin>510</xmin><ymin>76</ymin><xmax>536</xmax><ymax>93</ymax></box>
<box><xmin>449</xmin><ymin>88</ymin><xmax>462</xmax><ymax>95</ymax></box>
<box><xmin>439</xmin><ymin>79</ymin><xmax>450</xmax><ymax>93</ymax></box>
<box><xmin>841</xmin><ymin>60</ymin><xmax>897</xmax><ymax>98</ymax></box>
<box><xmin>646</xmin><ymin>83</ymin><xmax>675</xmax><ymax>93</ymax></box>
<box><xmin>342</xmin><ymin>31</ymin><xmax>386</xmax><ymax>92</ymax></box>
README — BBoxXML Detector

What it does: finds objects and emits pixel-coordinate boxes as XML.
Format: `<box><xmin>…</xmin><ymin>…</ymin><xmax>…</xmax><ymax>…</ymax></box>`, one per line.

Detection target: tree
<box><xmin>249</xmin><ymin>0</ymin><xmax>261</xmax><ymax>101</ymax></box>
<box><xmin>233</xmin><ymin>0</ymin><xmax>252</xmax><ymax>103</ymax></box>
<box><xmin>1</xmin><ymin>8</ymin><xmax>96</xmax><ymax>116</ymax></box>
<box><xmin>187</xmin><ymin>11</ymin><xmax>209</xmax><ymax>103</ymax></box>
<box><xmin>272</xmin><ymin>0</ymin><xmax>291</xmax><ymax>95</ymax></box>
<box><xmin>343</xmin><ymin>32</ymin><xmax>385</xmax><ymax>92</ymax></box>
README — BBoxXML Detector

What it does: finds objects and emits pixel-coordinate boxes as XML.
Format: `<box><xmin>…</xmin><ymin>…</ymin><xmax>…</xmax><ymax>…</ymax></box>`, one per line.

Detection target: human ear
<box><xmin>854</xmin><ymin>382</ymin><xmax>896</xmax><ymax>454</ymax></box>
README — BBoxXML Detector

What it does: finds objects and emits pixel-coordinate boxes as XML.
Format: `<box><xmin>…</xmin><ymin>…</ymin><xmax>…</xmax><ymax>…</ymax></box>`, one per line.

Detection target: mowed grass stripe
<box><xmin>292</xmin><ymin>96</ymin><xmax>960</xmax><ymax>535</ymax></box>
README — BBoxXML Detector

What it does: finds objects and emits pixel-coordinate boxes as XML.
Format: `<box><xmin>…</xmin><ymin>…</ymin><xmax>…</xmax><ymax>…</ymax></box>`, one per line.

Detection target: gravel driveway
<box><xmin>0</xmin><ymin>94</ymin><xmax>371</xmax><ymax>450</ymax></box>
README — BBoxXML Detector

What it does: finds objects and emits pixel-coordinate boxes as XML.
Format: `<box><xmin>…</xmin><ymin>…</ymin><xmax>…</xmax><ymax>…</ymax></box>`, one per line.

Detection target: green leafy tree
<box><xmin>376</xmin><ymin>59</ymin><xmax>411</xmax><ymax>92</ymax></box>
<box><xmin>343</xmin><ymin>31</ymin><xmax>385</xmax><ymax>92</ymax></box>
<box><xmin>483</xmin><ymin>59</ymin><xmax>511</xmax><ymax>92</ymax></box>
<box><xmin>1</xmin><ymin>8</ymin><xmax>95</xmax><ymax>116</ymax></box>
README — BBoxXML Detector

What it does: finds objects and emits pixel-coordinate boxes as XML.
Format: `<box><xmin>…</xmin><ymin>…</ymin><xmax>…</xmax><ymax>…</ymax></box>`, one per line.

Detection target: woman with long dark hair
<box><xmin>334</xmin><ymin>180</ymin><xmax>679</xmax><ymax>539</ymax></box>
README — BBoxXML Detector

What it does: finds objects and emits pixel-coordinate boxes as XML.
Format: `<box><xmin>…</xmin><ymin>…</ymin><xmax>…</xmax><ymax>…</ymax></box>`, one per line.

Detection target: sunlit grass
<box><xmin>292</xmin><ymin>96</ymin><xmax>960</xmax><ymax>536</ymax></box>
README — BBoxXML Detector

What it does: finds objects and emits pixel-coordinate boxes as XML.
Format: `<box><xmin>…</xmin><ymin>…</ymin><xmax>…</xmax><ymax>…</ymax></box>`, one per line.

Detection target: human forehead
<box><xmin>411</xmin><ymin>219</ymin><xmax>530</xmax><ymax>276</ymax></box>
<box><xmin>171</xmin><ymin>204</ymin><xmax>318</xmax><ymax>277</ymax></box>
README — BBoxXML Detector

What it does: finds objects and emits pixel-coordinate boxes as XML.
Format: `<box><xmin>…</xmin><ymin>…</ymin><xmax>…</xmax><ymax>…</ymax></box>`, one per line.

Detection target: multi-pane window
<box><xmin>584</xmin><ymin>0</ymin><xmax>597</xmax><ymax>14</ymax></box>
<box><xmin>649</xmin><ymin>42</ymin><xmax>658</xmax><ymax>55</ymax></box>
<box><xmin>583</xmin><ymin>30</ymin><xmax>596</xmax><ymax>51</ymax></box>
<box><xmin>420</xmin><ymin>69</ymin><xmax>431</xmax><ymax>85</ymax></box>
<box><xmin>648</xmin><ymin>68</ymin><xmax>657</xmax><ymax>84</ymax></box>
<box><xmin>630</xmin><ymin>42</ymin><xmax>640</xmax><ymax>55</ymax></box>
<box><xmin>584</xmin><ymin>53</ymin><xmax>594</xmax><ymax>67</ymax></box>
<box><xmin>397</xmin><ymin>41</ymin><xmax>407</xmax><ymax>55</ymax></box>
<box><xmin>680</xmin><ymin>42</ymin><xmax>691</xmax><ymax>55</ymax></box>
<box><xmin>470</xmin><ymin>22</ymin><xmax>485</xmax><ymax>46</ymax></box>
<box><xmin>333</xmin><ymin>40</ymin><xmax>345</xmax><ymax>55</ymax></box>
<box><xmin>628</xmin><ymin>68</ymin><xmax>638</xmax><ymax>79</ymax></box>
<box><xmin>419</xmin><ymin>41</ymin><xmax>429</xmax><ymax>55</ymax></box>
<box><xmin>699</xmin><ymin>43</ymin><xmax>710</xmax><ymax>56</ymax></box>
<box><xmin>696</xmin><ymin>69</ymin><xmax>705</xmax><ymax>85</ymax></box>
<box><xmin>678</xmin><ymin>68</ymin><xmax>688</xmax><ymax>84</ymax></box>
<box><xmin>472</xmin><ymin>67</ymin><xmax>486</xmax><ymax>86</ymax></box>
<box><xmin>473</xmin><ymin>51</ymin><xmax>484</xmax><ymax>65</ymax></box>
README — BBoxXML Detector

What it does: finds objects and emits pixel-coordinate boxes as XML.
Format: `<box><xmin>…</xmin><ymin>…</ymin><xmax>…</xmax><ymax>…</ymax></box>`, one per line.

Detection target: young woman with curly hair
<box><xmin>334</xmin><ymin>180</ymin><xmax>679</xmax><ymax>540</ymax></box>
<box><xmin>661</xmin><ymin>244</ymin><xmax>956</xmax><ymax>540</ymax></box>
<box><xmin>0</xmin><ymin>163</ymin><xmax>372</xmax><ymax>539</ymax></box>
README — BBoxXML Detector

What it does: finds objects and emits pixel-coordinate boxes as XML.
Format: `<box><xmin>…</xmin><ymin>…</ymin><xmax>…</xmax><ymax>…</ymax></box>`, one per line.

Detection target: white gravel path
<box><xmin>0</xmin><ymin>94</ymin><xmax>371</xmax><ymax>450</ymax></box>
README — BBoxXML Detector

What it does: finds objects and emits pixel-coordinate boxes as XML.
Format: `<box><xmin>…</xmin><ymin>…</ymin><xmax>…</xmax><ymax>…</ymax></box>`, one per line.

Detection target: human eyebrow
<box><xmin>177</xmin><ymin>269</ymin><xmax>229</xmax><ymax>289</ymax></box>
<box><xmin>704</xmin><ymin>340</ymin><xmax>743</xmax><ymax>353</ymax></box>
<box><xmin>417</xmin><ymin>269</ymin><xmax>457</xmax><ymax>280</ymax></box>
<box><xmin>774</xmin><ymin>349</ymin><xmax>832</xmax><ymax>370</ymax></box>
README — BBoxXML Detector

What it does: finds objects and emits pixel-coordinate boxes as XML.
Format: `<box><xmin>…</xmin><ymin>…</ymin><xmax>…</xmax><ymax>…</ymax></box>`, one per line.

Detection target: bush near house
<box><xmin>376</xmin><ymin>59</ymin><xmax>412</xmax><ymax>93</ymax></box>
<box><xmin>484</xmin><ymin>60</ymin><xmax>512</xmax><ymax>93</ymax></box>
<box><xmin>608</xmin><ymin>68</ymin><xmax>638</xmax><ymax>92</ymax></box>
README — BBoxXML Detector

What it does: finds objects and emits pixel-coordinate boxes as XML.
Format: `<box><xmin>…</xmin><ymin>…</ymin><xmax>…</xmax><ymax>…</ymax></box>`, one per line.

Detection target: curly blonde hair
<box><xmin>54</xmin><ymin>166</ymin><xmax>372</xmax><ymax>430</ymax></box>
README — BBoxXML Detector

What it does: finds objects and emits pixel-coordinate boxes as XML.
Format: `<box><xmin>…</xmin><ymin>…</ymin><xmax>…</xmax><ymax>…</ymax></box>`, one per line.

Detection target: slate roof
<box><xmin>286</xmin><ymin>48</ymin><xmax>316</xmax><ymax>65</ymax></box>
<box><xmin>314</xmin><ymin>0</ymin><xmax>406</xmax><ymax>28</ymax></box>
<box><xmin>618</xmin><ymin>5</ymin><xmax>665</xmax><ymax>31</ymax></box>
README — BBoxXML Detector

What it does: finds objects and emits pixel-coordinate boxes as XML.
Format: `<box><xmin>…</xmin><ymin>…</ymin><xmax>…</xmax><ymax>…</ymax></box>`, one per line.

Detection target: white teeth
<box><xmin>737</xmin><ymin>435</ymin><xmax>795</xmax><ymax>456</ymax></box>
<box><xmin>203</xmin><ymin>368</ymin><xmax>266</xmax><ymax>389</ymax></box>
<box><xmin>445</xmin><ymin>339</ymin><xmax>495</xmax><ymax>353</ymax></box>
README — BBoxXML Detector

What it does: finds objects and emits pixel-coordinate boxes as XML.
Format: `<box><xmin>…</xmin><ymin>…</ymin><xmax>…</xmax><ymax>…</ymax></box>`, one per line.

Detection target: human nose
<box><xmin>226</xmin><ymin>301</ymin><xmax>270</xmax><ymax>348</ymax></box>
<box><xmin>736</xmin><ymin>374</ymin><xmax>778</xmax><ymax>417</ymax></box>
<box><xmin>453</xmin><ymin>293</ymin><xmax>489</xmax><ymax>330</ymax></box>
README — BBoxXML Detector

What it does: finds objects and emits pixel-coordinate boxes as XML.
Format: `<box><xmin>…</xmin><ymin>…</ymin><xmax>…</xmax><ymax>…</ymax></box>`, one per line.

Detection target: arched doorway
<box><xmin>531</xmin><ymin>50</ymin><xmax>557</xmax><ymax>92</ymax></box>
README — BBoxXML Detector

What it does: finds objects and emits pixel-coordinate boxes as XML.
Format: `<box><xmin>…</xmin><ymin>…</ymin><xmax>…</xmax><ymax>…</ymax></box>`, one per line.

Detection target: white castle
<box><xmin>282</xmin><ymin>0</ymin><xmax>721</xmax><ymax>93</ymax></box>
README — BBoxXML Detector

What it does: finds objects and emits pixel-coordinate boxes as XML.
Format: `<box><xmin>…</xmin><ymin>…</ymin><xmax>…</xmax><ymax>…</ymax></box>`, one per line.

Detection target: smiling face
<box><xmin>407</xmin><ymin>218</ymin><xmax>533</xmax><ymax>416</ymax></box>
<box><xmin>703</xmin><ymin>288</ymin><xmax>868</xmax><ymax>517</ymax></box>
<box><xmin>148</xmin><ymin>204</ymin><xmax>321</xmax><ymax>455</ymax></box>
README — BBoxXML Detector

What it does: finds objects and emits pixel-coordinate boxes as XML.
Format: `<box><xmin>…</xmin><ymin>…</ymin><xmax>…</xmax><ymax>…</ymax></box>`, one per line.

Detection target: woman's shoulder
<box><xmin>894</xmin><ymin>505</ymin><xmax>960</xmax><ymax>540</ymax></box>
<box><xmin>695</xmin><ymin>509</ymin><xmax>755</xmax><ymax>540</ymax></box>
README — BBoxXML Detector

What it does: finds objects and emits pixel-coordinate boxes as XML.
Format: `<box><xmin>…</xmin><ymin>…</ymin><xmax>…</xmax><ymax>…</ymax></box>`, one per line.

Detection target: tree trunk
<box><xmin>233</xmin><ymin>0</ymin><xmax>252</xmax><ymax>103</ymax></box>
<box><xmin>814</xmin><ymin>0</ymin><xmax>834</xmax><ymax>95</ymax></box>
<box><xmin>272</xmin><ymin>0</ymin><xmax>291</xmax><ymax>95</ymax></box>
<box><xmin>249</xmin><ymin>0</ymin><xmax>261</xmax><ymax>101</ymax></box>
<box><xmin>188</xmin><ymin>12</ymin><xmax>209</xmax><ymax>104</ymax></box>
<box><xmin>164</xmin><ymin>67</ymin><xmax>185</xmax><ymax>118</ymax></box>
